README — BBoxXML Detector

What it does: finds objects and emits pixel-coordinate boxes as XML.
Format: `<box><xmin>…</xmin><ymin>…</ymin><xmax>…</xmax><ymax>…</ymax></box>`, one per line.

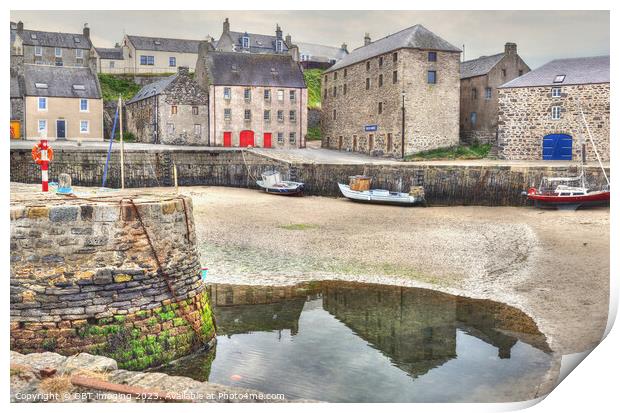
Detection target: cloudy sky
<box><xmin>10</xmin><ymin>10</ymin><xmax>609</xmax><ymax>68</ymax></box>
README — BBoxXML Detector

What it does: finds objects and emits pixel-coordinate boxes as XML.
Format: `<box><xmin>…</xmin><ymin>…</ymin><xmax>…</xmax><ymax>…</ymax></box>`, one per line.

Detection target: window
<box><xmin>264</xmin><ymin>110</ymin><xmax>271</xmax><ymax>121</ymax></box>
<box><xmin>290</xmin><ymin>90</ymin><xmax>296</xmax><ymax>102</ymax></box>
<box><xmin>38</xmin><ymin>97</ymin><xmax>47</xmax><ymax>111</ymax></box>
<box><xmin>379</xmin><ymin>74</ymin><xmax>383</xmax><ymax>87</ymax></box>
<box><xmin>194</xmin><ymin>124</ymin><xmax>201</xmax><ymax>136</ymax></box>
<box><xmin>366</xmin><ymin>78</ymin><xmax>370</xmax><ymax>90</ymax></box>
<box><xmin>366</xmin><ymin>61</ymin><xmax>370</xmax><ymax>71</ymax></box>
<box><xmin>80</xmin><ymin>120</ymin><xmax>89</xmax><ymax>133</ymax></box>
<box><xmin>277</xmin><ymin>89</ymin><xmax>284</xmax><ymax>101</ymax></box>
<box><xmin>379</xmin><ymin>56</ymin><xmax>384</xmax><ymax>67</ymax></box>
<box><xmin>80</xmin><ymin>99</ymin><xmax>88</xmax><ymax>112</ymax></box>
<box><xmin>34</xmin><ymin>46</ymin><xmax>42</xmax><ymax>56</ymax></box>
<box><xmin>324</xmin><ymin>88</ymin><xmax>328</xmax><ymax>98</ymax></box>
<box><xmin>333</xmin><ymin>86</ymin><xmax>337</xmax><ymax>97</ymax></box>
<box><xmin>289</xmin><ymin>110</ymin><xmax>296</xmax><ymax>122</ymax></box>
<box><xmin>244</xmin><ymin>109</ymin><xmax>251</xmax><ymax>121</ymax></box>
<box><xmin>55</xmin><ymin>58</ymin><xmax>63</xmax><ymax>67</ymax></box>
<box><xmin>38</xmin><ymin>120</ymin><xmax>47</xmax><ymax>133</ymax></box>
<box><xmin>264</xmin><ymin>89</ymin><xmax>271</xmax><ymax>101</ymax></box>
<box><xmin>224</xmin><ymin>87</ymin><xmax>231</xmax><ymax>100</ymax></box>
<box><xmin>277</xmin><ymin>110</ymin><xmax>284</xmax><ymax>122</ymax></box>
<box><xmin>109</xmin><ymin>61</ymin><xmax>115</xmax><ymax>68</ymax></box>
<box><xmin>76</xmin><ymin>49</ymin><xmax>83</xmax><ymax>59</ymax></box>
<box><xmin>387</xmin><ymin>133</ymin><xmax>393</xmax><ymax>152</ymax></box>
<box><xmin>501</xmin><ymin>69</ymin><xmax>506</xmax><ymax>77</ymax></box>
<box><xmin>289</xmin><ymin>132</ymin><xmax>296</xmax><ymax>144</ymax></box>
<box><xmin>224</xmin><ymin>108</ymin><xmax>231</xmax><ymax>120</ymax></box>
<box><xmin>334</xmin><ymin>72</ymin><xmax>338</xmax><ymax>80</ymax></box>
<box><xmin>428</xmin><ymin>51</ymin><xmax>437</xmax><ymax>62</ymax></box>
<box><xmin>244</xmin><ymin>88</ymin><xmax>251</xmax><ymax>101</ymax></box>
<box><xmin>140</xmin><ymin>55</ymin><xmax>154</xmax><ymax>65</ymax></box>
<box><xmin>169</xmin><ymin>57</ymin><xmax>176</xmax><ymax>67</ymax></box>
<box><xmin>192</xmin><ymin>106</ymin><xmax>199</xmax><ymax>115</ymax></box>
<box><xmin>551</xmin><ymin>106</ymin><xmax>561</xmax><ymax>120</ymax></box>
<box><xmin>242</xmin><ymin>36</ymin><xmax>249</xmax><ymax>49</ymax></box>
<box><xmin>552</xmin><ymin>87</ymin><xmax>562</xmax><ymax>98</ymax></box>
<box><xmin>471</xmin><ymin>88</ymin><xmax>477</xmax><ymax>100</ymax></box>
<box><xmin>393</xmin><ymin>52</ymin><xmax>398</xmax><ymax>63</ymax></box>
<box><xmin>378</xmin><ymin>102</ymin><xmax>383</xmax><ymax>114</ymax></box>
<box><xmin>470</xmin><ymin>112</ymin><xmax>477</xmax><ymax>127</ymax></box>
<box><xmin>171</xmin><ymin>105</ymin><xmax>178</xmax><ymax>115</ymax></box>
<box><xmin>393</xmin><ymin>70</ymin><xmax>398</xmax><ymax>84</ymax></box>
<box><xmin>55</xmin><ymin>47</ymin><xmax>62</xmax><ymax>57</ymax></box>
<box><xmin>277</xmin><ymin>132</ymin><xmax>284</xmax><ymax>144</ymax></box>
<box><xmin>332</xmin><ymin>109</ymin><xmax>336</xmax><ymax>120</ymax></box>
<box><xmin>485</xmin><ymin>87</ymin><xmax>492</xmax><ymax>100</ymax></box>
<box><xmin>427</xmin><ymin>70</ymin><xmax>437</xmax><ymax>84</ymax></box>
<box><xmin>344</xmin><ymin>68</ymin><xmax>347</xmax><ymax>78</ymax></box>
<box><xmin>343</xmin><ymin>84</ymin><xmax>347</xmax><ymax>95</ymax></box>
<box><xmin>276</xmin><ymin>40</ymin><xmax>283</xmax><ymax>52</ymax></box>
<box><xmin>167</xmin><ymin>123</ymin><xmax>174</xmax><ymax>135</ymax></box>
<box><xmin>554</xmin><ymin>75</ymin><xmax>566</xmax><ymax>83</ymax></box>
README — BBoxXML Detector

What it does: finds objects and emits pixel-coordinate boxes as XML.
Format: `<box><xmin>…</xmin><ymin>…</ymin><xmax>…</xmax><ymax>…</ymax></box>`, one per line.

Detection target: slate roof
<box><xmin>19</xmin><ymin>29</ymin><xmax>92</xmax><ymax>49</ymax></box>
<box><xmin>296</xmin><ymin>41</ymin><xmax>348</xmax><ymax>63</ymax></box>
<box><xmin>96</xmin><ymin>47</ymin><xmax>123</xmax><ymax>60</ymax></box>
<box><xmin>23</xmin><ymin>65</ymin><xmax>101</xmax><ymax>98</ymax></box>
<box><xmin>126</xmin><ymin>74</ymin><xmax>178</xmax><ymax>104</ymax></box>
<box><xmin>460</xmin><ymin>53</ymin><xmax>504</xmax><ymax>79</ymax></box>
<box><xmin>218</xmin><ymin>31</ymin><xmax>288</xmax><ymax>54</ymax></box>
<box><xmin>325</xmin><ymin>24</ymin><xmax>460</xmax><ymax>73</ymax></box>
<box><xmin>126</xmin><ymin>35</ymin><xmax>201</xmax><ymax>53</ymax></box>
<box><xmin>500</xmin><ymin>55</ymin><xmax>610</xmax><ymax>88</ymax></box>
<box><xmin>204</xmin><ymin>52</ymin><xmax>305</xmax><ymax>88</ymax></box>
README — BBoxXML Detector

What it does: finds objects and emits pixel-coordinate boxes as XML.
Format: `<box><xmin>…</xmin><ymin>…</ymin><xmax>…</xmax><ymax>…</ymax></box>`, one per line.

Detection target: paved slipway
<box><xmin>189</xmin><ymin>186</ymin><xmax>610</xmax><ymax>360</ymax></box>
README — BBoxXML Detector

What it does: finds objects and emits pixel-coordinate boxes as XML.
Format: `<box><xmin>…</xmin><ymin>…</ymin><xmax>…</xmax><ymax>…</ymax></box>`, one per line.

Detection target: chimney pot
<box><xmin>83</xmin><ymin>23</ymin><xmax>90</xmax><ymax>39</ymax></box>
<box><xmin>504</xmin><ymin>42</ymin><xmax>517</xmax><ymax>55</ymax></box>
<box><xmin>364</xmin><ymin>33</ymin><xmax>371</xmax><ymax>46</ymax></box>
<box><xmin>223</xmin><ymin>18</ymin><xmax>230</xmax><ymax>34</ymax></box>
<box><xmin>341</xmin><ymin>43</ymin><xmax>348</xmax><ymax>52</ymax></box>
<box><xmin>17</xmin><ymin>21</ymin><xmax>23</xmax><ymax>32</ymax></box>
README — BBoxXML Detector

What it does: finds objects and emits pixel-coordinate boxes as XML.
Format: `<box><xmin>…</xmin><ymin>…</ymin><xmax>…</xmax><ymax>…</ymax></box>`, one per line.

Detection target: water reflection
<box><xmin>158</xmin><ymin>281</ymin><xmax>555</xmax><ymax>402</ymax></box>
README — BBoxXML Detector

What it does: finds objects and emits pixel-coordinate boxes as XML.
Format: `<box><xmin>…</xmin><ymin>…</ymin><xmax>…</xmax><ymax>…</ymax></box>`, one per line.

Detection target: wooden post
<box><xmin>174</xmin><ymin>163</ymin><xmax>178</xmax><ymax>193</ymax></box>
<box><xmin>119</xmin><ymin>95</ymin><xmax>125</xmax><ymax>189</ymax></box>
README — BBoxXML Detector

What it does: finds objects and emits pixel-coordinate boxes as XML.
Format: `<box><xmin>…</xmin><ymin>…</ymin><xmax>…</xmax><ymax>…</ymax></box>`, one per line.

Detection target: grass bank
<box><xmin>303</xmin><ymin>69</ymin><xmax>323</xmax><ymax>109</ymax></box>
<box><xmin>98</xmin><ymin>74</ymin><xmax>142</xmax><ymax>101</ymax></box>
<box><xmin>406</xmin><ymin>144</ymin><xmax>492</xmax><ymax>161</ymax></box>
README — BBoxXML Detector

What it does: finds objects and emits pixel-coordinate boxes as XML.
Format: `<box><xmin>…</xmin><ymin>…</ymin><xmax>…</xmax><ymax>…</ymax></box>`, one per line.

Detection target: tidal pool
<box><xmin>157</xmin><ymin>281</ymin><xmax>555</xmax><ymax>402</ymax></box>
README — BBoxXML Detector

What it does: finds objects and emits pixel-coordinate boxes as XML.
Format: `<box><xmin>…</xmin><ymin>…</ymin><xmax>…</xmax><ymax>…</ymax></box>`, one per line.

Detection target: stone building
<box><xmin>121</xmin><ymin>34</ymin><xmax>201</xmax><ymax>74</ymax></box>
<box><xmin>94</xmin><ymin>46</ymin><xmax>124</xmax><ymax>73</ymax></box>
<box><xmin>195</xmin><ymin>45</ymin><xmax>308</xmax><ymax>148</ymax></box>
<box><xmin>10</xmin><ymin>54</ymin><xmax>25</xmax><ymax>139</ymax></box>
<box><xmin>214</xmin><ymin>18</ymin><xmax>289</xmax><ymax>55</ymax></box>
<box><xmin>295</xmin><ymin>40</ymin><xmax>349</xmax><ymax>70</ymax></box>
<box><xmin>125</xmin><ymin>66</ymin><xmax>209</xmax><ymax>145</ymax></box>
<box><xmin>11</xmin><ymin>21</ymin><xmax>93</xmax><ymax>68</ymax></box>
<box><xmin>21</xmin><ymin>64</ymin><xmax>103</xmax><ymax>141</ymax></box>
<box><xmin>321</xmin><ymin>25</ymin><xmax>461</xmax><ymax>158</ymax></box>
<box><xmin>497</xmin><ymin>55</ymin><xmax>610</xmax><ymax>161</ymax></box>
<box><xmin>459</xmin><ymin>43</ymin><xmax>530</xmax><ymax>144</ymax></box>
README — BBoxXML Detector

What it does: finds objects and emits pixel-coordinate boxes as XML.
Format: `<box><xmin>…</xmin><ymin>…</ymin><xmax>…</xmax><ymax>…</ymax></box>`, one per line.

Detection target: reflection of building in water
<box><xmin>209</xmin><ymin>284</ymin><xmax>320</xmax><ymax>336</ymax></box>
<box><xmin>322</xmin><ymin>282</ymin><xmax>458</xmax><ymax>378</ymax></box>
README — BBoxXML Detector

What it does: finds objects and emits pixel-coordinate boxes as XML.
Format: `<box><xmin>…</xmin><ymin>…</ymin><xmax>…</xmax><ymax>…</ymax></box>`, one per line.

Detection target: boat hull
<box><xmin>257</xmin><ymin>180</ymin><xmax>304</xmax><ymax>196</ymax></box>
<box><xmin>527</xmin><ymin>191</ymin><xmax>610</xmax><ymax>210</ymax></box>
<box><xmin>338</xmin><ymin>183</ymin><xmax>424</xmax><ymax>206</ymax></box>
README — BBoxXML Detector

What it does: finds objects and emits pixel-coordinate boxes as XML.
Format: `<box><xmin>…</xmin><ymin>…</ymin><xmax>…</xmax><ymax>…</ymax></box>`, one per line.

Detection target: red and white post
<box><xmin>39</xmin><ymin>139</ymin><xmax>49</xmax><ymax>192</ymax></box>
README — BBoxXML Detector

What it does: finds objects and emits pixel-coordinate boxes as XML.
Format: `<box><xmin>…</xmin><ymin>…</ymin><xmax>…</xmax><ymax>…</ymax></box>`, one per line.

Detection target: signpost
<box><xmin>364</xmin><ymin>125</ymin><xmax>378</xmax><ymax>132</ymax></box>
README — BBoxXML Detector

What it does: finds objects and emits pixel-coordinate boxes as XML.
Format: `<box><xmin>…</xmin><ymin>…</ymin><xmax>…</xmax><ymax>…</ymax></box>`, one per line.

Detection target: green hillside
<box><xmin>304</xmin><ymin>69</ymin><xmax>323</xmax><ymax>109</ymax></box>
<box><xmin>98</xmin><ymin>74</ymin><xmax>142</xmax><ymax>101</ymax></box>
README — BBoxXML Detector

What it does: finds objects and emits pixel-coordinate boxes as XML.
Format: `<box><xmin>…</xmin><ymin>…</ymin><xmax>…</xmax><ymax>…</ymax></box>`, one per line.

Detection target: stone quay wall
<box><xmin>10</xmin><ymin>147</ymin><xmax>610</xmax><ymax>206</ymax></box>
<box><xmin>10</xmin><ymin>194</ymin><xmax>215</xmax><ymax>370</ymax></box>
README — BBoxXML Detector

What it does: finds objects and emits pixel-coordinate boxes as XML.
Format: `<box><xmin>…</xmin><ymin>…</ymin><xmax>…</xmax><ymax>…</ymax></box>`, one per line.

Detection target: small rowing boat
<box><xmin>338</xmin><ymin>176</ymin><xmax>425</xmax><ymax>206</ymax></box>
<box><xmin>257</xmin><ymin>171</ymin><xmax>305</xmax><ymax>196</ymax></box>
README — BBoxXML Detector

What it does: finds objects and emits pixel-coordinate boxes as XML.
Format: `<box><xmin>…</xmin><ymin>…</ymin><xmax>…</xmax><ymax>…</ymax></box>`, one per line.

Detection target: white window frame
<box><xmin>194</xmin><ymin>124</ymin><xmax>201</xmax><ymax>136</ymax></box>
<box><xmin>277</xmin><ymin>132</ymin><xmax>284</xmax><ymax>144</ymax></box>
<box><xmin>552</xmin><ymin>87</ymin><xmax>562</xmax><ymax>98</ymax></box>
<box><xmin>553</xmin><ymin>75</ymin><xmax>566</xmax><ymax>83</ymax></box>
<box><xmin>38</xmin><ymin>119</ymin><xmax>47</xmax><ymax>134</ymax></box>
<box><xmin>289</xmin><ymin>90</ymin><xmax>296</xmax><ymax>102</ymax></box>
<box><xmin>79</xmin><ymin>98</ymin><xmax>89</xmax><ymax>112</ymax></box>
<box><xmin>276</xmin><ymin>40</ymin><xmax>283</xmax><ymax>52</ymax></box>
<box><xmin>38</xmin><ymin>97</ymin><xmax>47</xmax><ymax>111</ymax></box>
<box><xmin>169</xmin><ymin>56</ymin><xmax>176</xmax><ymax>67</ymax></box>
<box><xmin>551</xmin><ymin>106</ymin><xmax>561</xmax><ymax>120</ymax></box>
<box><xmin>244</xmin><ymin>109</ymin><xmax>252</xmax><ymax>121</ymax></box>
<box><xmin>55</xmin><ymin>47</ymin><xmax>62</xmax><ymax>57</ymax></box>
<box><xmin>244</xmin><ymin>88</ymin><xmax>251</xmax><ymax>101</ymax></box>
<box><xmin>76</xmin><ymin>49</ymin><xmax>84</xmax><ymax>59</ymax></box>
<box><xmin>289</xmin><ymin>110</ymin><xmax>296</xmax><ymax>122</ymax></box>
<box><xmin>79</xmin><ymin>120</ymin><xmax>89</xmax><ymax>134</ymax></box>
<box><xmin>34</xmin><ymin>46</ymin><xmax>42</xmax><ymax>56</ymax></box>
<box><xmin>223</xmin><ymin>87</ymin><xmax>231</xmax><ymax>100</ymax></box>
<box><xmin>485</xmin><ymin>87</ymin><xmax>492</xmax><ymax>100</ymax></box>
<box><xmin>289</xmin><ymin>132</ymin><xmax>296</xmax><ymax>144</ymax></box>
<box><xmin>242</xmin><ymin>36</ymin><xmax>249</xmax><ymax>49</ymax></box>
<box><xmin>224</xmin><ymin>108</ymin><xmax>232</xmax><ymax>121</ymax></box>
<box><xmin>277</xmin><ymin>89</ymin><xmax>284</xmax><ymax>101</ymax></box>
<box><xmin>109</xmin><ymin>61</ymin><xmax>115</xmax><ymax>68</ymax></box>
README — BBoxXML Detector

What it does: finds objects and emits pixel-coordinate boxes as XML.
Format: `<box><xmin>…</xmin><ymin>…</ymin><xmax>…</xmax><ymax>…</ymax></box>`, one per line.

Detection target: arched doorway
<box><xmin>240</xmin><ymin>130</ymin><xmax>255</xmax><ymax>147</ymax></box>
<box><xmin>542</xmin><ymin>134</ymin><xmax>572</xmax><ymax>160</ymax></box>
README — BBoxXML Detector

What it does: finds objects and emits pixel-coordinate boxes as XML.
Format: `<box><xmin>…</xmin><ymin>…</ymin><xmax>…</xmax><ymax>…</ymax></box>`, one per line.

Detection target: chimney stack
<box><xmin>276</xmin><ymin>24</ymin><xmax>282</xmax><ymax>40</ymax></box>
<box><xmin>364</xmin><ymin>33</ymin><xmax>371</xmax><ymax>46</ymax></box>
<box><xmin>341</xmin><ymin>43</ymin><xmax>348</xmax><ymax>52</ymax></box>
<box><xmin>223</xmin><ymin>18</ymin><xmax>230</xmax><ymax>34</ymax></box>
<box><xmin>504</xmin><ymin>42</ymin><xmax>517</xmax><ymax>55</ymax></box>
<box><xmin>285</xmin><ymin>34</ymin><xmax>292</xmax><ymax>46</ymax></box>
<box><xmin>83</xmin><ymin>23</ymin><xmax>90</xmax><ymax>39</ymax></box>
<box><xmin>17</xmin><ymin>21</ymin><xmax>23</xmax><ymax>33</ymax></box>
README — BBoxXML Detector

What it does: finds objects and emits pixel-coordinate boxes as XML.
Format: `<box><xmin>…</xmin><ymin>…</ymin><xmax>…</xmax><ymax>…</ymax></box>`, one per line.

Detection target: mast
<box><xmin>578</xmin><ymin>102</ymin><xmax>610</xmax><ymax>187</ymax></box>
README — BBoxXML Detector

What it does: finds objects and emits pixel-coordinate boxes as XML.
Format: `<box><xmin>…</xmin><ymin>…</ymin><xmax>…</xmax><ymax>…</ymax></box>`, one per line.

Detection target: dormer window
<box><xmin>34</xmin><ymin>46</ymin><xmax>42</xmax><ymax>56</ymax></box>
<box><xmin>231</xmin><ymin>64</ymin><xmax>238</xmax><ymax>72</ymax></box>
<box><xmin>55</xmin><ymin>47</ymin><xmax>62</xmax><ymax>57</ymax></box>
<box><xmin>276</xmin><ymin>40</ymin><xmax>283</xmax><ymax>52</ymax></box>
<box><xmin>270</xmin><ymin>68</ymin><xmax>278</xmax><ymax>76</ymax></box>
<box><xmin>73</xmin><ymin>84</ymin><xmax>86</xmax><ymax>90</ymax></box>
<box><xmin>554</xmin><ymin>75</ymin><xmax>566</xmax><ymax>83</ymax></box>
<box><xmin>154</xmin><ymin>40</ymin><xmax>161</xmax><ymax>46</ymax></box>
<box><xmin>35</xmin><ymin>83</ymin><xmax>48</xmax><ymax>89</ymax></box>
<box><xmin>242</xmin><ymin>36</ymin><xmax>249</xmax><ymax>49</ymax></box>
<box><xmin>30</xmin><ymin>33</ymin><xmax>37</xmax><ymax>39</ymax></box>
<box><xmin>74</xmin><ymin>37</ymin><xmax>80</xmax><ymax>43</ymax></box>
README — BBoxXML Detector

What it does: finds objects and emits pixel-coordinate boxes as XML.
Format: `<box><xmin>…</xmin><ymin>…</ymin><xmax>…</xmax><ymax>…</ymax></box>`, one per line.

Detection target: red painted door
<box><xmin>264</xmin><ymin>133</ymin><xmax>272</xmax><ymax>148</ymax></box>
<box><xmin>223</xmin><ymin>132</ymin><xmax>232</xmax><ymax>147</ymax></box>
<box><xmin>240</xmin><ymin>130</ymin><xmax>254</xmax><ymax>147</ymax></box>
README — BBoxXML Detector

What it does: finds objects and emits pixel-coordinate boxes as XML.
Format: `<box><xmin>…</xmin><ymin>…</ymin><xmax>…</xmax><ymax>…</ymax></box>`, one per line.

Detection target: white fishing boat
<box><xmin>257</xmin><ymin>171</ymin><xmax>305</xmax><ymax>196</ymax></box>
<box><xmin>338</xmin><ymin>176</ymin><xmax>425</xmax><ymax>206</ymax></box>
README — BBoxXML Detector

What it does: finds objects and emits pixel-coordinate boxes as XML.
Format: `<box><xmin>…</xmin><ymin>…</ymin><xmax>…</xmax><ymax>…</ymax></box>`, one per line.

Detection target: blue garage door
<box><xmin>542</xmin><ymin>134</ymin><xmax>572</xmax><ymax>160</ymax></box>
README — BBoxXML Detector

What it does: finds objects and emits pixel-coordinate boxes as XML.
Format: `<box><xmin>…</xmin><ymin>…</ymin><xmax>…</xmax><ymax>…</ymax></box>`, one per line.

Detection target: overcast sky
<box><xmin>10</xmin><ymin>10</ymin><xmax>609</xmax><ymax>68</ymax></box>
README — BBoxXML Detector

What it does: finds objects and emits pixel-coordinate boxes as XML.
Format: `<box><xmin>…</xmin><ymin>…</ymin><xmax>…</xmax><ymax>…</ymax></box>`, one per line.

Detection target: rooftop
<box><xmin>96</xmin><ymin>47</ymin><xmax>123</xmax><ymax>60</ymax></box>
<box><xmin>126</xmin><ymin>35</ymin><xmax>201</xmax><ymax>53</ymax></box>
<box><xmin>126</xmin><ymin>74</ymin><xmax>178</xmax><ymax>104</ymax></box>
<box><xmin>23</xmin><ymin>64</ymin><xmax>101</xmax><ymax>99</ymax></box>
<box><xmin>220</xmin><ymin>30</ymin><xmax>289</xmax><ymax>54</ymax></box>
<box><xmin>19</xmin><ymin>29</ymin><xmax>92</xmax><ymax>50</ymax></box>
<box><xmin>460</xmin><ymin>53</ymin><xmax>504</xmax><ymax>79</ymax></box>
<box><xmin>325</xmin><ymin>24</ymin><xmax>460</xmax><ymax>73</ymax></box>
<box><xmin>500</xmin><ymin>55</ymin><xmax>609</xmax><ymax>88</ymax></box>
<box><xmin>296</xmin><ymin>41</ymin><xmax>348</xmax><ymax>63</ymax></box>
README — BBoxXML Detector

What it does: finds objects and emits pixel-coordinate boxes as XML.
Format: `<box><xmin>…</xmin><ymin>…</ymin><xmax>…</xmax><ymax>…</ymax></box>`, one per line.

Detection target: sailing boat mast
<box><xmin>578</xmin><ymin>101</ymin><xmax>610</xmax><ymax>187</ymax></box>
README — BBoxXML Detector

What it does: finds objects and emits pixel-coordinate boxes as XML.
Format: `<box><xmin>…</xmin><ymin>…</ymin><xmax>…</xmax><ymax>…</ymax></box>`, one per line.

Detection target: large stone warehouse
<box><xmin>321</xmin><ymin>25</ymin><xmax>461</xmax><ymax>158</ymax></box>
<box><xmin>497</xmin><ymin>55</ymin><xmax>610</xmax><ymax>161</ymax></box>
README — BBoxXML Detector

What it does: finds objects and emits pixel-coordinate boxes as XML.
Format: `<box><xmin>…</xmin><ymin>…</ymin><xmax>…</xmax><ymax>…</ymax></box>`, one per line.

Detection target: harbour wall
<box><xmin>10</xmin><ymin>147</ymin><xmax>610</xmax><ymax>206</ymax></box>
<box><xmin>10</xmin><ymin>194</ymin><xmax>215</xmax><ymax>370</ymax></box>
